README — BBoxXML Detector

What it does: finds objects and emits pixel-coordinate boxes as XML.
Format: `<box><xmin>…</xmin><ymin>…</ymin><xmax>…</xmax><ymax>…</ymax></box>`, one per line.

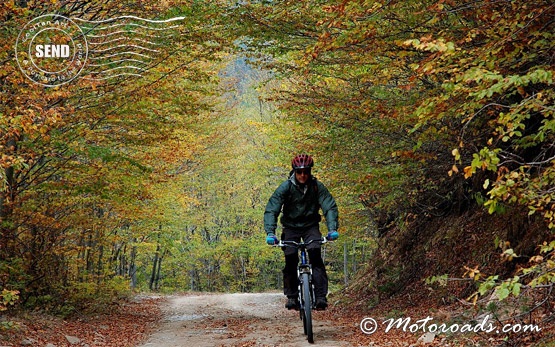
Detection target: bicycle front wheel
<box><xmin>301</xmin><ymin>272</ymin><xmax>313</xmax><ymax>343</ymax></box>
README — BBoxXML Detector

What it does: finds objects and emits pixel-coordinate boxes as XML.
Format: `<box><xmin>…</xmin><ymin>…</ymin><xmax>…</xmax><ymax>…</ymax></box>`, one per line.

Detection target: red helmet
<box><xmin>292</xmin><ymin>154</ymin><xmax>314</xmax><ymax>169</ymax></box>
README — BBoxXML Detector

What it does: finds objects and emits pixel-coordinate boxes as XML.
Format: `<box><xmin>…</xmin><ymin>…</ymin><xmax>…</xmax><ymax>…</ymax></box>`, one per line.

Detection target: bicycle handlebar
<box><xmin>273</xmin><ymin>237</ymin><xmax>330</xmax><ymax>248</ymax></box>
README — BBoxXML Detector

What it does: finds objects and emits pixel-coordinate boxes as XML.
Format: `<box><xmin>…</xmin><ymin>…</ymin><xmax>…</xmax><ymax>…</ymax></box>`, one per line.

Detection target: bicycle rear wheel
<box><xmin>300</xmin><ymin>272</ymin><xmax>313</xmax><ymax>343</ymax></box>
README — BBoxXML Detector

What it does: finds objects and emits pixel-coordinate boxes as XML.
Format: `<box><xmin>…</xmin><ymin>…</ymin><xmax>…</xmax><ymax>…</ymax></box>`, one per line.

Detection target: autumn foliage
<box><xmin>1</xmin><ymin>4</ymin><xmax>555</xmax><ymax>345</ymax></box>
<box><xmin>1</xmin><ymin>0</ymin><xmax>226</xmax><ymax>310</ymax></box>
<box><xmin>233</xmin><ymin>0</ymin><xmax>555</xmax><ymax>322</ymax></box>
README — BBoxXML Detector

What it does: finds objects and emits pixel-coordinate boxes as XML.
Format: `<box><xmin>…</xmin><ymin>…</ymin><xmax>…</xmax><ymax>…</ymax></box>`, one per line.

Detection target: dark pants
<box><xmin>282</xmin><ymin>225</ymin><xmax>328</xmax><ymax>299</ymax></box>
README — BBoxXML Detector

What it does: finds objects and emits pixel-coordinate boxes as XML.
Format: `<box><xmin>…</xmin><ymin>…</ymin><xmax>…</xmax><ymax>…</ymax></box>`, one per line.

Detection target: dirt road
<box><xmin>137</xmin><ymin>293</ymin><xmax>353</xmax><ymax>347</ymax></box>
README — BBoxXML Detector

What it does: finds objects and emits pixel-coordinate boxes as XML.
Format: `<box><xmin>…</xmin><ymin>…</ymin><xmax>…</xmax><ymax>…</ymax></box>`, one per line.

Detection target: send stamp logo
<box><xmin>15</xmin><ymin>13</ymin><xmax>184</xmax><ymax>88</ymax></box>
<box><xmin>15</xmin><ymin>14</ymin><xmax>88</xmax><ymax>87</ymax></box>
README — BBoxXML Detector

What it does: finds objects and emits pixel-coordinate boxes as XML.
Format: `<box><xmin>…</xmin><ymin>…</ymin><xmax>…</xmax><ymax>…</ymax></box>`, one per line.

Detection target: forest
<box><xmin>1</xmin><ymin>0</ymin><xmax>554</xmax><ymax>343</ymax></box>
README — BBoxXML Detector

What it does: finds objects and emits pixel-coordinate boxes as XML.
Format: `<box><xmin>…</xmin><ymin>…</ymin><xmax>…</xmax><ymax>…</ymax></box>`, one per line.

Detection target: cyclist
<box><xmin>264</xmin><ymin>154</ymin><xmax>339</xmax><ymax>311</ymax></box>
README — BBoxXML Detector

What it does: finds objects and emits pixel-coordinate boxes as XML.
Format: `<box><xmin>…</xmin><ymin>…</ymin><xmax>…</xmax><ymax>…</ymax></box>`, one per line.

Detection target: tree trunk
<box><xmin>149</xmin><ymin>243</ymin><xmax>160</xmax><ymax>291</ymax></box>
<box><xmin>0</xmin><ymin>137</ymin><xmax>17</xmax><ymax>258</ymax></box>
<box><xmin>352</xmin><ymin>240</ymin><xmax>357</xmax><ymax>274</ymax></box>
<box><xmin>344</xmin><ymin>242</ymin><xmax>348</xmax><ymax>286</ymax></box>
<box><xmin>96</xmin><ymin>243</ymin><xmax>104</xmax><ymax>285</ymax></box>
<box><xmin>155</xmin><ymin>255</ymin><xmax>163</xmax><ymax>290</ymax></box>
<box><xmin>129</xmin><ymin>244</ymin><xmax>137</xmax><ymax>289</ymax></box>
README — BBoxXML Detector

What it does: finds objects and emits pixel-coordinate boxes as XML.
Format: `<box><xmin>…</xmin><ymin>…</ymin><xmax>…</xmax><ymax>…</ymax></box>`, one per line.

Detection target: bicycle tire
<box><xmin>301</xmin><ymin>272</ymin><xmax>314</xmax><ymax>343</ymax></box>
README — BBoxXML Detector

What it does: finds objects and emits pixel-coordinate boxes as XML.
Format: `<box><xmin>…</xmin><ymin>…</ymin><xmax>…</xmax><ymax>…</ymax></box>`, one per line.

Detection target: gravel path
<box><xmin>137</xmin><ymin>293</ymin><xmax>352</xmax><ymax>347</ymax></box>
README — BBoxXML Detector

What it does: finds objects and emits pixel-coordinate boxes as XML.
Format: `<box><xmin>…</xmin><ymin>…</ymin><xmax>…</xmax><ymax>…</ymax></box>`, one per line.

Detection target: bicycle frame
<box><xmin>296</xmin><ymin>242</ymin><xmax>315</xmax><ymax>305</ymax></box>
<box><xmin>275</xmin><ymin>237</ymin><xmax>328</xmax><ymax>343</ymax></box>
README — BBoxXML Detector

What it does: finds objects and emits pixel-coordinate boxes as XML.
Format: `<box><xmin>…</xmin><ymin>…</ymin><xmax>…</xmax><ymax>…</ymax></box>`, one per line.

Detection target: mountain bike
<box><xmin>275</xmin><ymin>237</ymin><xmax>330</xmax><ymax>344</ymax></box>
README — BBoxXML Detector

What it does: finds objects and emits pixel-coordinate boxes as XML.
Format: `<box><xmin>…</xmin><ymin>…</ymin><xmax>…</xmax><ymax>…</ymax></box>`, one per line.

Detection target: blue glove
<box><xmin>266</xmin><ymin>232</ymin><xmax>278</xmax><ymax>245</ymax></box>
<box><xmin>327</xmin><ymin>231</ymin><xmax>339</xmax><ymax>241</ymax></box>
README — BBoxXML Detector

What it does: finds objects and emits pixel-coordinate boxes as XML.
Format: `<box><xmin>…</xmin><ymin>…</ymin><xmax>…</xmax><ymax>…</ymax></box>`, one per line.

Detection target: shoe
<box><xmin>315</xmin><ymin>297</ymin><xmax>328</xmax><ymax>310</ymax></box>
<box><xmin>285</xmin><ymin>297</ymin><xmax>300</xmax><ymax>310</ymax></box>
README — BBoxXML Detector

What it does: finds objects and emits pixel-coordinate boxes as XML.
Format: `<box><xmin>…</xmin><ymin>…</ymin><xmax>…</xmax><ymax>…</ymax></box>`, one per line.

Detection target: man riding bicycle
<box><xmin>264</xmin><ymin>154</ymin><xmax>339</xmax><ymax>311</ymax></box>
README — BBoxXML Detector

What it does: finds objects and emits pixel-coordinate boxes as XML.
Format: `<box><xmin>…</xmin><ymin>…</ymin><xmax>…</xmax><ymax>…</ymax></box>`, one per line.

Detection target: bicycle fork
<box><xmin>298</xmin><ymin>249</ymin><xmax>315</xmax><ymax>309</ymax></box>
<box><xmin>298</xmin><ymin>265</ymin><xmax>314</xmax><ymax>309</ymax></box>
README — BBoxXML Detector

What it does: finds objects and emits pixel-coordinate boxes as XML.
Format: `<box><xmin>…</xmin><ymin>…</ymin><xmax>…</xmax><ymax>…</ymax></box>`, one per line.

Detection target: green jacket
<box><xmin>264</xmin><ymin>175</ymin><xmax>339</xmax><ymax>233</ymax></box>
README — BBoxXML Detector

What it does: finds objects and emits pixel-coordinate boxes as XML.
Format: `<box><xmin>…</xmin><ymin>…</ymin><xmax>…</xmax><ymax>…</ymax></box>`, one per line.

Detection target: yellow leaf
<box><xmin>530</xmin><ymin>255</ymin><xmax>543</xmax><ymax>263</ymax></box>
<box><xmin>464</xmin><ymin>166</ymin><xmax>473</xmax><ymax>179</ymax></box>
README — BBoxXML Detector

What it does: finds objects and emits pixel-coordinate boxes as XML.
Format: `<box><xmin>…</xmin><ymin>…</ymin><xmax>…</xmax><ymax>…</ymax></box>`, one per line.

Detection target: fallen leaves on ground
<box><xmin>1</xmin><ymin>296</ymin><xmax>163</xmax><ymax>347</ymax></box>
<box><xmin>322</xmin><ymin>287</ymin><xmax>555</xmax><ymax>347</ymax></box>
<box><xmin>2</xmin><ymin>292</ymin><xmax>553</xmax><ymax>347</ymax></box>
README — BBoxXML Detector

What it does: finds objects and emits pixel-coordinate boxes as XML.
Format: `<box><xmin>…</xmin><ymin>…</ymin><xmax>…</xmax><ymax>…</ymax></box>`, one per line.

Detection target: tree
<box><xmin>231</xmin><ymin>0</ymin><xmax>555</xmax><ymax>302</ymax></box>
<box><xmin>1</xmin><ymin>0</ymin><xmax>230</xmax><ymax>307</ymax></box>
